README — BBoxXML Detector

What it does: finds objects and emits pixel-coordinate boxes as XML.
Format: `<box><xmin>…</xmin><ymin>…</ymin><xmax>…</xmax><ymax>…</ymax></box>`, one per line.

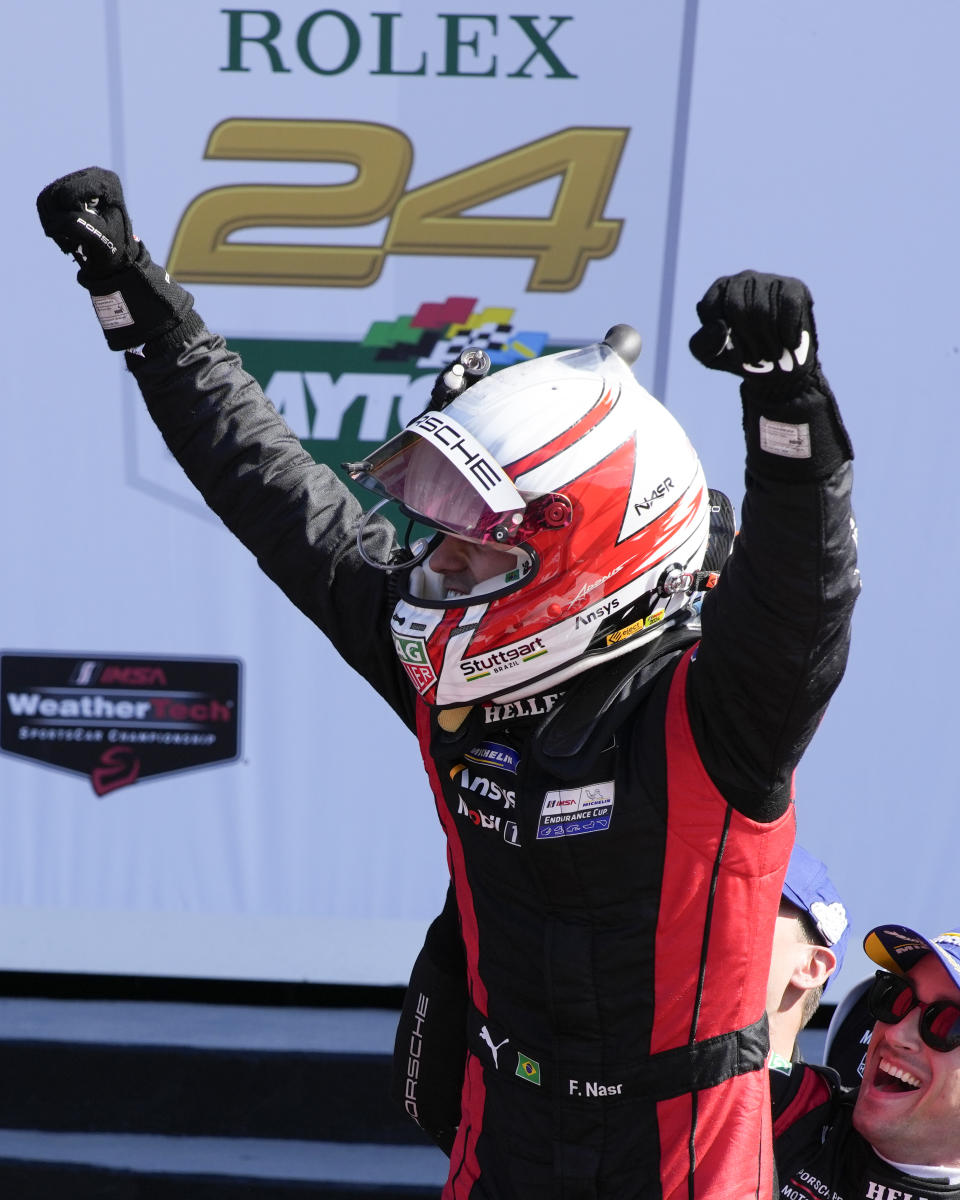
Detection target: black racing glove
<box><xmin>36</xmin><ymin>167</ymin><xmax>193</xmax><ymax>351</ymax></box>
<box><xmin>688</xmin><ymin>270</ymin><xmax>818</xmax><ymax>380</ymax></box>
<box><xmin>689</xmin><ymin>270</ymin><xmax>852</xmax><ymax>478</ymax></box>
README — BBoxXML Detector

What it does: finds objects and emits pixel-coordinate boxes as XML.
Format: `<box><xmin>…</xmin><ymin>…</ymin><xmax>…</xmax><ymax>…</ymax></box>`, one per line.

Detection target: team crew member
<box><xmin>37</xmin><ymin>167</ymin><xmax>859</xmax><ymax>1199</ymax></box>
<box><xmin>767</xmin><ymin>844</ymin><xmax>849</xmax><ymax>1066</ymax></box>
<box><xmin>773</xmin><ymin>922</ymin><xmax>960</xmax><ymax>1197</ymax></box>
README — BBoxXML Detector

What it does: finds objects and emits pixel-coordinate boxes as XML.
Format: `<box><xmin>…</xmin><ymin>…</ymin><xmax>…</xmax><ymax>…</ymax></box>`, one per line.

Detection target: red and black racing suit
<box><xmin>772</xmin><ymin>1063</ymin><xmax>960</xmax><ymax>1199</ymax></box>
<box><xmin>126</xmin><ymin>310</ymin><xmax>858</xmax><ymax>1199</ymax></box>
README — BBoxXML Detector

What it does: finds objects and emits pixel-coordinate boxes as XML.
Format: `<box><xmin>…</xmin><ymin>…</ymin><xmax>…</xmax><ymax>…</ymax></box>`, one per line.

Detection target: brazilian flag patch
<box><xmin>515</xmin><ymin>1053</ymin><xmax>541</xmax><ymax>1085</ymax></box>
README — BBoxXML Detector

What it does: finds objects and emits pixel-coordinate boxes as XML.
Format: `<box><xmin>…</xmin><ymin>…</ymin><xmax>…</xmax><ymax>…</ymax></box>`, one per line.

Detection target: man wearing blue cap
<box><xmin>766</xmin><ymin>844</ymin><xmax>849</xmax><ymax>1066</ymax></box>
<box><xmin>773</xmin><ymin>921</ymin><xmax>960</xmax><ymax>1194</ymax></box>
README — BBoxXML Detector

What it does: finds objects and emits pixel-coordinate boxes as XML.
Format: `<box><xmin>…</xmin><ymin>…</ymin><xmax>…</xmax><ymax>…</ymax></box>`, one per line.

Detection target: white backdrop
<box><xmin>2</xmin><ymin>0</ymin><xmax>957</xmax><ymax>990</ymax></box>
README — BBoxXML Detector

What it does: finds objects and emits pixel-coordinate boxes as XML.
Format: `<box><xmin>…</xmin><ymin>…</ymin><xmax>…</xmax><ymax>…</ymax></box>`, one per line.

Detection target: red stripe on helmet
<box><xmin>504</xmin><ymin>386</ymin><xmax>616</xmax><ymax>479</ymax></box>
<box><xmin>641</xmin><ymin>481</ymin><xmax>706</xmax><ymax>555</ymax></box>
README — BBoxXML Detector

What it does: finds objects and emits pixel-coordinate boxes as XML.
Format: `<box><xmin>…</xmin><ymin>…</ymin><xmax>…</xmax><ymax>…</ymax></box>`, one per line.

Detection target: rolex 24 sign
<box><xmin>165</xmin><ymin>120</ymin><xmax>627</xmax><ymax>292</ymax></box>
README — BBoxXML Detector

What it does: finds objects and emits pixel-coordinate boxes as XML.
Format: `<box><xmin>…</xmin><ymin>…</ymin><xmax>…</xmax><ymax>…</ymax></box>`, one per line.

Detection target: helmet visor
<box><xmin>348</xmin><ymin>412</ymin><xmax>529</xmax><ymax>544</ymax></box>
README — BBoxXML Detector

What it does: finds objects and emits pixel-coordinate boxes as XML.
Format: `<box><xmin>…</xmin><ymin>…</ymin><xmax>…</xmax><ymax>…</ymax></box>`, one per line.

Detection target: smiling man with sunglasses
<box><xmin>773</xmin><ymin>922</ymin><xmax>960</xmax><ymax>1196</ymax></box>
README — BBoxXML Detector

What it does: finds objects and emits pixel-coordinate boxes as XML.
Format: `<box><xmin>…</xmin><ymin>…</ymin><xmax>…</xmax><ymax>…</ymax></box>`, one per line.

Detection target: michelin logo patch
<box><xmin>536</xmin><ymin>781</ymin><xmax>614</xmax><ymax>840</ymax></box>
<box><xmin>464</xmin><ymin>741</ymin><xmax>520</xmax><ymax>774</ymax></box>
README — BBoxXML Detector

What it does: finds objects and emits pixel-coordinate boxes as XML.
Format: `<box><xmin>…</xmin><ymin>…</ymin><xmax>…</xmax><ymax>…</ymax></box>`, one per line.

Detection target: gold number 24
<box><xmin>166</xmin><ymin>119</ymin><xmax>628</xmax><ymax>291</ymax></box>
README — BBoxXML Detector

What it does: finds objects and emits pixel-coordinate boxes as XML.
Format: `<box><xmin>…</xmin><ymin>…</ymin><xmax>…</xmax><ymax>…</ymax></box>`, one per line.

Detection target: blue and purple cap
<box><xmin>782</xmin><ymin>844</ymin><xmax>850</xmax><ymax>991</ymax></box>
<box><xmin>864</xmin><ymin>924</ymin><xmax>960</xmax><ymax>990</ymax></box>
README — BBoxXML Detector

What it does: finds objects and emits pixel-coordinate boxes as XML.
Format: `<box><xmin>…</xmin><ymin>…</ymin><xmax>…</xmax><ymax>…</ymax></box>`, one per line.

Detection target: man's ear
<box><xmin>793</xmin><ymin>944</ymin><xmax>838</xmax><ymax>991</ymax></box>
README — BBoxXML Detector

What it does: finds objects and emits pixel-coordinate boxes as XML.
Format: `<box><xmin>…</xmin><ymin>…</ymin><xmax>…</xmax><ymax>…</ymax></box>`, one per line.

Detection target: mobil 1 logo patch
<box><xmin>536</xmin><ymin>781</ymin><xmax>615</xmax><ymax>840</ymax></box>
<box><xmin>1</xmin><ymin>652</ymin><xmax>241</xmax><ymax>796</ymax></box>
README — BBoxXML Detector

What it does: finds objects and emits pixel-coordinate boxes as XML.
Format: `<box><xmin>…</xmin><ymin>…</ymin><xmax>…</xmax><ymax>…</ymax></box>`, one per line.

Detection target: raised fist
<box><xmin>689</xmin><ymin>271</ymin><xmax>818</xmax><ymax>378</ymax></box>
<box><xmin>37</xmin><ymin>167</ymin><xmax>137</xmax><ymax>279</ymax></box>
<box><xmin>37</xmin><ymin>166</ymin><xmax>193</xmax><ymax>351</ymax></box>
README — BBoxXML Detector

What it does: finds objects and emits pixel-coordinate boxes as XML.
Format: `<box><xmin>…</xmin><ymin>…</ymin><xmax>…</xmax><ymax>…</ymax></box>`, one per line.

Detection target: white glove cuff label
<box><xmin>91</xmin><ymin>291</ymin><xmax>135</xmax><ymax>331</ymax></box>
<box><xmin>759</xmin><ymin>415</ymin><xmax>811</xmax><ymax>459</ymax></box>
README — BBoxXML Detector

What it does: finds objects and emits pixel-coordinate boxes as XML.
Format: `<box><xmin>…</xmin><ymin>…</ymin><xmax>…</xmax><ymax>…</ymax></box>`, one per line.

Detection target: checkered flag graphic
<box><xmin>416</xmin><ymin>321</ymin><xmax>516</xmax><ymax>370</ymax></box>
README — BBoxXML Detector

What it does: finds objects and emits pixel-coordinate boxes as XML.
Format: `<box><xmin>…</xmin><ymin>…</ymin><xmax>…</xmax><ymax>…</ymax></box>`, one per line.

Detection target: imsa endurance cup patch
<box><xmin>536</xmin><ymin>781</ymin><xmax>615</xmax><ymax>840</ymax></box>
<box><xmin>1</xmin><ymin>652</ymin><xmax>241</xmax><ymax>796</ymax></box>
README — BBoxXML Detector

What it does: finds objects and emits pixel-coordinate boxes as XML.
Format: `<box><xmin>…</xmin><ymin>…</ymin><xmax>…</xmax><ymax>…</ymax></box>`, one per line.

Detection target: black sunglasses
<box><xmin>868</xmin><ymin>969</ymin><xmax>960</xmax><ymax>1053</ymax></box>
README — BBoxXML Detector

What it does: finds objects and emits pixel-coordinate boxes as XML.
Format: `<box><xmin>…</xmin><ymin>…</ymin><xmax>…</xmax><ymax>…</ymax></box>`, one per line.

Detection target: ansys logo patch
<box><xmin>1</xmin><ymin>652</ymin><xmax>242</xmax><ymax>796</ymax></box>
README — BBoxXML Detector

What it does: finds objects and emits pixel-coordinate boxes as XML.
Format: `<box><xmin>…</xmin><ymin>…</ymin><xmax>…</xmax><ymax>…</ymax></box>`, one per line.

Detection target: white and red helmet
<box><xmin>349</xmin><ymin>331</ymin><xmax>711</xmax><ymax>708</ymax></box>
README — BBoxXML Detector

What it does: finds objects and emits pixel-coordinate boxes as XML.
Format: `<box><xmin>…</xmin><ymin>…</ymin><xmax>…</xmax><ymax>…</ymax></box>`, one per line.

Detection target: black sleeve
<box><xmin>687</xmin><ymin>366</ymin><xmax>860</xmax><ymax>821</ymax></box>
<box><xmin>391</xmin><ymin>884</ymin><xmax>467</xmax><ymax>1154</ymax></box>
<box><xmin>124</xmin><ymin>313</ymin><xmax>417</xmax><ymax>730</ymax></box>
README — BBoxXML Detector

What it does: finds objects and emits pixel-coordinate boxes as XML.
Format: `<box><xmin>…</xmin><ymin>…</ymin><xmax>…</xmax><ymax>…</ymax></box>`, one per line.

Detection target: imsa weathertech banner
<box><xmin>3</xmin><ymin>0</ymin><xmax>697</xmax><ymax>984</ymax></box>
<box><xmin>1</xmin><ymin>653</ymin><xmax>241</xmax><ymax>796</ymax></box>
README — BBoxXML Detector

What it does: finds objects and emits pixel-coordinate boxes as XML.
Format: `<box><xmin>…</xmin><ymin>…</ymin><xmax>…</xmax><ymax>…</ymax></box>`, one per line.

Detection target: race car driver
<box><xmin>37</xmin><ymin>166</ymin><xmax>860</xmax><ymax>1199</ymax></box>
